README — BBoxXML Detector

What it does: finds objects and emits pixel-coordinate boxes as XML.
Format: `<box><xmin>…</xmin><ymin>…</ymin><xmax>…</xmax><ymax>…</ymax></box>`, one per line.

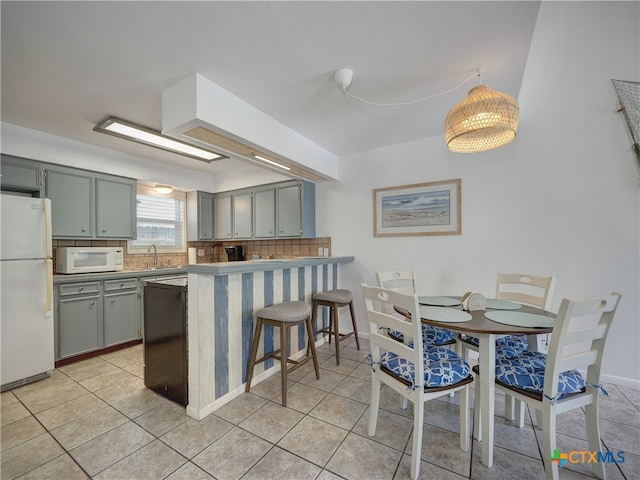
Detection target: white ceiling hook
<box><xmin>334</xmin><ymin>68</ymin><xmax>353</xmax><ymax>91</ymax></box>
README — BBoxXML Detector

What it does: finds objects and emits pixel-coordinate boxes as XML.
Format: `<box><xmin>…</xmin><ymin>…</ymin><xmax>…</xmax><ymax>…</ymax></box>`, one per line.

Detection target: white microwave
<box><xmin>56</xmin><ymin>247</ymin><xmax>124</xmax><ymax>274</ymax></box>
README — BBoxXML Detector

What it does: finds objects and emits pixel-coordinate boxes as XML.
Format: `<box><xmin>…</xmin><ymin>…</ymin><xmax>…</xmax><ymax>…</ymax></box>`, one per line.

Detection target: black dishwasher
<box><xmin>143</xmin><ymin>276</ymin><xmax>188</xmax><ymax>406</ymax></box>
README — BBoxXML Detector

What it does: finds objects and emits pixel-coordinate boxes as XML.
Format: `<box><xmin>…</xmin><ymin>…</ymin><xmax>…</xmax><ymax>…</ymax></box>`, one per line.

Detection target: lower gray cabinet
<box><xmin>55</xmin><ymin>277</ymin><xmax>140</xmax><ymax>360</ymax></box>
<box><xmin>57</xmin><ymin>282</ymin><xmax>102</xmax><ymax>359</ymax></box>
<box><xmin>104</xmin><ymin>278</ymin><xmax>139</xmax><ymax>347</ymax></box>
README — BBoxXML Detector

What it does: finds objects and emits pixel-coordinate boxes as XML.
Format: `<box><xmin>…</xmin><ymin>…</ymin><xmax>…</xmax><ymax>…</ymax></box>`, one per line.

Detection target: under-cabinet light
<box><xmin>94</xmin><ymin>117</ymin><xmax>226</xmax><ymax>162</ymax></box>
<box><xmin>253</xmin><ymin>154</ymin><xmax>291</xmax><ymax>171</ymax></box>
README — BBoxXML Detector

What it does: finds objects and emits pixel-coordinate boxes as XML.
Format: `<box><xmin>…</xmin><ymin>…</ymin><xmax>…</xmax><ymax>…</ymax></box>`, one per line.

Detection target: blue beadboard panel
<box><xmin>241</xmin><ymin>272</ymin><xmax>253</xmax><ymax>383</ymax></box>
<box><xmin>297</xmin><ymin>266</ymin><xmax>306</xmax><ymax>350</ymax></box>
<box><xmin>213</xmin><ymin>275</ymin><xmax>229</xmax><ymax>398</ymax></box>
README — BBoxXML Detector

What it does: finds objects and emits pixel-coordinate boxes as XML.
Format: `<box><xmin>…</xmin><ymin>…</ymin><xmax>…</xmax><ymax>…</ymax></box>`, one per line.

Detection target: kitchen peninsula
<box><xmin>185</xmin><ymin>256</ymin><xmax>354</xmax><ymax>419</ymax></box>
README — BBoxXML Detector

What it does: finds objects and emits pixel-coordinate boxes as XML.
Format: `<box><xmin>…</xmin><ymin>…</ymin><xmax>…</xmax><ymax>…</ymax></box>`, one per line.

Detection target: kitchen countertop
<box><xmin>52</xmin><ymin>257</ymin><xmax>354</xmax><ymax>283</ymax></box>
<box><xmin>53</xmin><ymin>267</ymin><xmax>188</xmax><ymax>284</ymax></box>
<box><xmin>186</xmin><ymin>256</ymin><xmax>354</xmax><ymax>275</ymax></box>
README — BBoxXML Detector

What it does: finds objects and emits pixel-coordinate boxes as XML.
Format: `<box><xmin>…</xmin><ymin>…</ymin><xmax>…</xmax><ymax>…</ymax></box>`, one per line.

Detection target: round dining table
<box><xmin>395</xmin><ymin>298</ymin><xmax>555</xmax><ymax>468</ymax></box>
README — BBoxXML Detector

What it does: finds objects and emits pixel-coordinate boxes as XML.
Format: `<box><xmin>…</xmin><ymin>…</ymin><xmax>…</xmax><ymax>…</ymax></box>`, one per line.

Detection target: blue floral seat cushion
<box><xmin>494</xmin><ymin>353</ymin><xmax>585</xmax><ymax>400</ymax></box>
<box><xmin>380</xmin><ymin>347</ymin><xmax>471</xmax><ymax>388</ymax></box>
<box><xmin>388</xmin><ymin>324</ymin><xmax>456</xmax><ymax>346</ymax></box>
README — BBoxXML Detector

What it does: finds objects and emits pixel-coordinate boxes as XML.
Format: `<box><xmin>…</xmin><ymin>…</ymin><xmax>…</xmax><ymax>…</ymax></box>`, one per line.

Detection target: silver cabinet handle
<box><xmin>120</xmin><ymin>282</ymin><xmax>124</xmax><ymax>287</ymax></box>
<box><xmin>79</xmin><ymin>286</ymin><xmax>84</xmax><ymax>291</ymax></box>
<box><xmin>90</xmin><ymin>301</ymin><xmax>95</xmax><ymax>306</ymax></box>
<box><xmin>82</xmin><ymin>227</ymin><xmax>87</xmax><ymax>232</ymax></box>
<box><xmin>102</xmin><ymin>229</ymin><xmax>107</xmax><ymax>233</ymax></box>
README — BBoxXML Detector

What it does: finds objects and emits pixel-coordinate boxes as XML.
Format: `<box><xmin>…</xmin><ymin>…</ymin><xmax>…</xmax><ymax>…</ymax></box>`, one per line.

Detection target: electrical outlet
<box><xmin>318</xmin><ymin>247</ymin><xmax>323</xmax><ymax>256</ymax></box>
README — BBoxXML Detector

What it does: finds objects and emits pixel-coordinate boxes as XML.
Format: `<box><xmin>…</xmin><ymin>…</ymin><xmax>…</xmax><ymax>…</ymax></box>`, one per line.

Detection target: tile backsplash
<box><xmin>51</xmin><ymin>237</ymin><xmax>332</xmax><ymax>272</ymax></box>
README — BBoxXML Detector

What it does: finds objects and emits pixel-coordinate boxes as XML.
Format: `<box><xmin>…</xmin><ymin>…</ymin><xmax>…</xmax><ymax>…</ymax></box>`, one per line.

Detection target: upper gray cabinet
<box><xmin>0</xmin><ymin>155</ymin><xmax>45</xmax><ymax>196</ymax></box>
<box><xmin>276</xmin><ymin>181</ymin><xmax>315</xmax><ymax>238</ymax></box>
<box><xmin>214</xmin><ymin>194</ymin><xmax>233</xmax><ymax>240</ymax></box>
<box><xmin>95</xmin><ymin>175</ymin><xmax>136</xmax><ymax>238</ymax></box>
<box><xmin>46</xmin><ymin>165</ymin><xmax>136</xmax><ymax>239</ymax></box>
<box><xmin>213</xmin><ymin>180</ymin><xmax>315</xmax><ymax>240</ymax></box>
<box><xmin>253</xmin><ymin>188</ymin><xmax>276</xmax><ymax>238</ymax></box>
<box><xmin>47</xmin><ymin>167</ymin><xmax>94</xmax><ymax>238</ymax></box>
<box><xmin>233</xmin><ymin>192</ymin><xmax>253</xmax><ymax>239</ymax></box>
<box><xmin>187</xmin><ymin>191</ymin><xmax>214</xmax><ymax>241</ymax></box>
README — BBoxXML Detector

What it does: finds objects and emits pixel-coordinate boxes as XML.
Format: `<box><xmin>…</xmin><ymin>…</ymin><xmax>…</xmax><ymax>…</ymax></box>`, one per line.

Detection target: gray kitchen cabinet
<box><xmin>103</xmin><ymin>278</ymin><xmax>139</xmax><ymax>347</ymax></box>
<box><xmin>276</xmin><ymin>181</ymin><xmax>315</xmax><ymax>238</ymax></box>
<box><xmin>233</xmin><ymin>192</ymin><xmax>253</xmax><ymax>239</ymax></box>
<box><xmin>0</xmin><ymin>154</ymin><xmax>45</xmax><ymax>196</ymax></box>
<box><xmin>55</xmin><ymin>276</ymin><xmax>141</xmax><ymax>360</ymax></box>
<box><xmin>186</xmin><ymin>191</ymin><xmax>214</xmax><ymax>241</ymax></box>
<box><xmin>253</xmin><ymin>188</ymin><xmax>276</xmax><ymax>238</ymax></box>
<box><xmin>212</xmin><ymin>180</ymin><xmax>315</xmax><ymax>240</ymax></box>
<box><xmin>95</xmin><ymin>176</ymin><xmax>136</xmax><ymax>238</ymax></box>
<box><xmin>57</xmin><ymin>282</ymin><xmax>102</xmax><ymax>359</ymax></box>
<box><xmin>46</xmin><ymin>165</ymin><xmax>136</xmax><ymax>239</ymax></box>
<box><xmin>214</xmin><ymin>194</ymin><xmax>233</xmax><ymax>240</ymax></box>
<box><xmin>47</xmin><ymin>167</ymin><xmax>94</xmax><ymax>238</ymax></box>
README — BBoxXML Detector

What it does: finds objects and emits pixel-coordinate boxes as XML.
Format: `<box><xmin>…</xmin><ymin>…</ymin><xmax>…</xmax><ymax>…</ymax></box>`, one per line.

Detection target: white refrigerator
<box><xmin>1</xmin><ymin>193</ymin><xmax>54</xmax><ymax>390</ymax></box>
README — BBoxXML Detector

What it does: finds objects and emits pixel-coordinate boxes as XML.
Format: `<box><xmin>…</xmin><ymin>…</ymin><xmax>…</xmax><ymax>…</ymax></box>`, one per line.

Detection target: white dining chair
<box><xmin>362</xmin><ymin>284</ymin><xmax>473</xmax><ymax>480</ymax></box>
<box><xmin>375</xmin><ymin>270</ymin><xmax>457</xmax><ymax>347</ymax></box>
<box><xmin>473</xmin><ymin>293</ymin><xmax>621</xmax><ymax>480</ymax></box>
<box><xmin>376</xmin><ymin>270</ymin><xmax>459</xmax><ymax>407</ymax></box>
<box><xmin>460</xmin><ymin>272</ymin><xmax>556</xmax><ymax>425</ymax></box>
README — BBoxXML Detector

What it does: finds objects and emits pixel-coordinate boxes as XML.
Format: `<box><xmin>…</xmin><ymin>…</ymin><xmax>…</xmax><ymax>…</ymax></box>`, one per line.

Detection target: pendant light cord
<box><xmin>341</xmin><ymin>72</ymin><xmax>479</xmax><ymax>107</ymax></box>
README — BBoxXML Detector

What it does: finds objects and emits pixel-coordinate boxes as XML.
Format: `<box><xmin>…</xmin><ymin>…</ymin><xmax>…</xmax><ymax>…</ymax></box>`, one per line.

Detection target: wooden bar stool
<box><xmin>245</xmin><ymin>301</ymin><xmax>320</xmax><ymax>407</ymax></box>
<box><xmin>311</xmin><ymin>289</ymin><xmax>360</xmax><ymax>365</ymax></box>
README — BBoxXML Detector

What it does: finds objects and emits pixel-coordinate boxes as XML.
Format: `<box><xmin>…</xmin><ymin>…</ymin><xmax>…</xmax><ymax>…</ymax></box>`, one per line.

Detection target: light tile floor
<box><xmin>1</xmin><ymin>339</ymin><xmax>638</xmax><ymax>479</ymax></box>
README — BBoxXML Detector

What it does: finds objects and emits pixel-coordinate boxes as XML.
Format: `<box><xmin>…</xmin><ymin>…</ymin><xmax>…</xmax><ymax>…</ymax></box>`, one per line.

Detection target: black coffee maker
<box><xmin>225</xmin><ymin>246</ymin><xmax>244</xmax><ymax>261</ymax></box>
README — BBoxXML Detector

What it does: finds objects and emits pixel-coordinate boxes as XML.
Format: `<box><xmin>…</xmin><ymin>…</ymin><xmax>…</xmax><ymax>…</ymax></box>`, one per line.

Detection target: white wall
<box><xmin>317</xmin><ymin>2</ymin><xmax>640</xmax><ymax>386</ymax></box>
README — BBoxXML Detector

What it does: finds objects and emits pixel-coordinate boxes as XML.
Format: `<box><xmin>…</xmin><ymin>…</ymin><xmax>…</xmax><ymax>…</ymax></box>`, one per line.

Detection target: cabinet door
<box><xmin>233</xmin><ymin>192</ymin><xmax>253</xmax><ymax>239</ymax></box>
<box><xmin>96</xmin><ymin>177</ymin><xmax>136</xmax><ymax>239</ymax></box>
<box><xmin>58</xmin><ymin>295</ymin><xmax>101</xmax><ymax>358</ymax></box>
<box><xmin>254</xmin><ymin>189</ymin><xmax>276</xmax><ymax>238</ymax></box>
<box><xmin>214</xmin><ymin>195</ymin><xmax>233</xmax><ymax>240</ymax></box>
<box><xmin>277</xmin><ymin>184</ymin><xmax>302</xmax><ymax>237</ymax></box>
<box><xmin>104</xmin><ymin>290</ymin><xmax>139</xmax><ymax>347</ymax></box>
<box><xmin>1</xmin><ymin>155</ymin><xmax>44</xmax><ymax>195</ymax></box>
<box><xmin>198</xmin><ymin>192</ymin><xmax>214</xmax><ymax>240</ymax></box>
<box><xmin>47</xmin><ymin>168</ymin><xmax>94</xmax><ymax>237</ymax></box>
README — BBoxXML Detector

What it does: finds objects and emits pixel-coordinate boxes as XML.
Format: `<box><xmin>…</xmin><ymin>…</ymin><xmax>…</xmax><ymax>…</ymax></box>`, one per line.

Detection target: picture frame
<box><xmin>373</xmin><ymin>179</ymin><xmax>462</xmax><ymax>237</ymax></box>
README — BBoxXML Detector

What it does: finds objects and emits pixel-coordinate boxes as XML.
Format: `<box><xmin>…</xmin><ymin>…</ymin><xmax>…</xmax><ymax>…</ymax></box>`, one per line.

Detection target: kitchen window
<box><xmin>127</xmin><ymin>185</ymin><xmax>186</xmax><ymax>253</ymax></box>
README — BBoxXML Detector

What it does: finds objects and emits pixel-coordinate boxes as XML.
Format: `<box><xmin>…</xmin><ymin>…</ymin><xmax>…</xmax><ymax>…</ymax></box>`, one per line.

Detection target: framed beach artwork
<box><xmin>373</xmin><ymin>179</ymin><xmax>461</xmax><ymax>237</ymax></box>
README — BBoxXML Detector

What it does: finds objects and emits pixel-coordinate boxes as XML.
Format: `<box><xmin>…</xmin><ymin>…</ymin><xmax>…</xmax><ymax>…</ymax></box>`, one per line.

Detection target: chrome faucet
<box><xmin>147</xmin><ymin>244</ymin><xmax>158</xmax><ymax>269</ymax></box>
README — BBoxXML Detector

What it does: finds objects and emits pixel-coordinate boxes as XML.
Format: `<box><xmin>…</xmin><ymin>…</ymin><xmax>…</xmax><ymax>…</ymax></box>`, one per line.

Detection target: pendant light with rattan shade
<box><xmin>445</xmin><ymin>84</ymin><xmax>519</xmax><ymax>153</ymax></box>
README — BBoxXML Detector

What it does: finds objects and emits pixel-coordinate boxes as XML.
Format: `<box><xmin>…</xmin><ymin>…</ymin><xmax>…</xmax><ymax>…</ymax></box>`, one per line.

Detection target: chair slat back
<box><xmin>361</xmin><ymin>284</ymin><xmax>423</xmax><ymax>381</ymax></box>
<box><xmin>376</xmin><ymin>271</ymin><xmax>417</xmax><ymax>315</ymax></box>
<box><xmin>543</xmin><ymin>293</ymin><xmax>621</xmax><ymax>400</ymax></box>
<box><xmin>376</xmin><ymin>271</ymin><xmax>417</xmax><ymax>294</ymax></box>
<box><xmin>496</xmin><ymin>273</ymin><xmax>556</xmax><ymax>310</ymax></box>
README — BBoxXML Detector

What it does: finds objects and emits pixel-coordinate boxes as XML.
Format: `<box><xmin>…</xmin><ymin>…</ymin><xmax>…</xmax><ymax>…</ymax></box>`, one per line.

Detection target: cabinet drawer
<box><xmin>59</xmin><ymin>282</ymin><xmax>101</xmax><ymax>296</ymax></box>
<box><xmin>104</xmin><ymin>278</ymin><xmax>138</xmax><ymax>292</ymax></box>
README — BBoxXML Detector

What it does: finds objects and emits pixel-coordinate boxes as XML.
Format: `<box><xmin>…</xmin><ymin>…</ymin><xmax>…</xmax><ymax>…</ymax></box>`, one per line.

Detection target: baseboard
<box><xmin>599</xmin><ymin>372</ymin><xmax>640</xmax><ymax>390</ymax></box>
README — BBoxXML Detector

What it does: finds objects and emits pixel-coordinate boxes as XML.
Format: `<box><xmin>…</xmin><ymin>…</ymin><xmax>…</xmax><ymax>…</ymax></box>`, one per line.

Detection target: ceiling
<box><xmin>1</xmin><ymin>1</ymin><xmax>541</xmax><ymax>181</ymax></box>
